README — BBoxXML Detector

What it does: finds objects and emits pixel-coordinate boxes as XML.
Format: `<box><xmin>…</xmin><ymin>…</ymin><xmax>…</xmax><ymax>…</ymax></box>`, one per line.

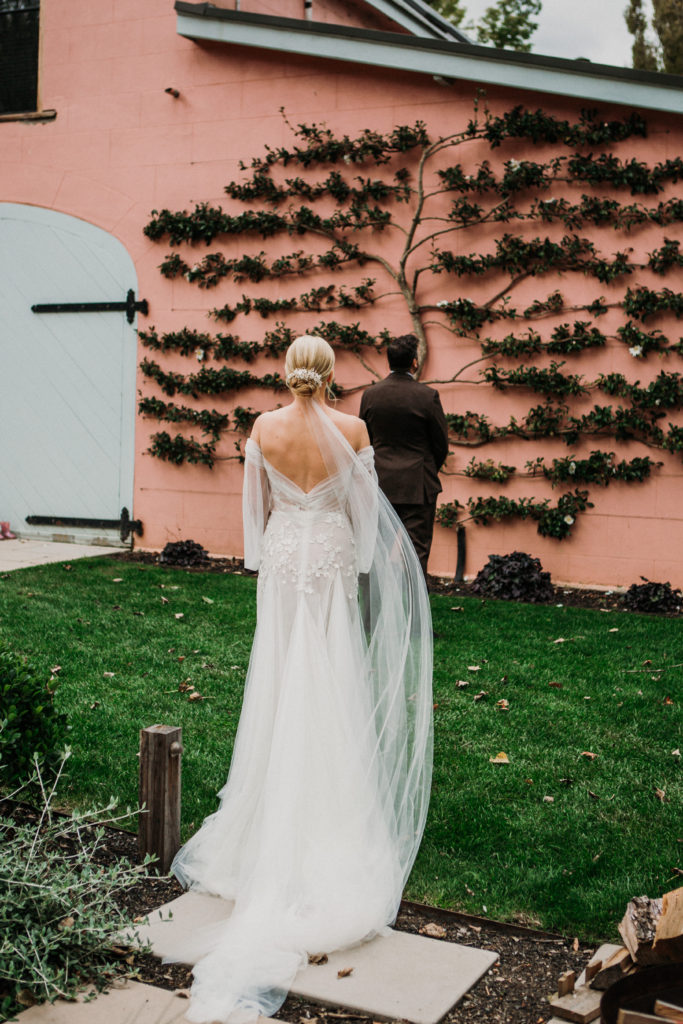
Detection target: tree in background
<box><xmin>428</xmin><ymin>0</ymin><xmax>542</xmax><ymax>51</ymax></box>
<box><xmin>625</xmin><ymin>0</ymin><xmax>683</xmax><ymax>74</ymax></box>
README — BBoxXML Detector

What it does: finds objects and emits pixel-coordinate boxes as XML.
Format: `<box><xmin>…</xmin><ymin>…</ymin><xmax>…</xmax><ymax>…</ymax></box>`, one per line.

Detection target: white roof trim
<box><xmin>176</xmin><ymin>9</ymin><xmax>683</xmax><ymax>115</ymax></box>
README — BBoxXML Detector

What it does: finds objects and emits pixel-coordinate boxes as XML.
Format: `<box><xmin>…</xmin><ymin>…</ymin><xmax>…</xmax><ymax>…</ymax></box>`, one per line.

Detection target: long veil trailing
<box><xmin>167</xmin><ymin>399</ymin><xmax>433</xmax><ymax>1024</ymax></box>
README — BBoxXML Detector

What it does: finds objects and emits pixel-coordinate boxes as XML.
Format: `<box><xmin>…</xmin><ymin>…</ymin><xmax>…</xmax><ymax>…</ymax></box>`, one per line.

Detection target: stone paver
<box><xmin>0</xmin><ymin>539</ymin><xmax>119</xmax><ymax>572</ymax></box>
<box><xmin>17</xmin><ymin>978</ymin><xmax>271</xmax><ymax>1023</ymax></box>
<box><xmin>134</xmin><ymin>892</ymin><xmax>498</xmax><ymax>1024</ymax></box>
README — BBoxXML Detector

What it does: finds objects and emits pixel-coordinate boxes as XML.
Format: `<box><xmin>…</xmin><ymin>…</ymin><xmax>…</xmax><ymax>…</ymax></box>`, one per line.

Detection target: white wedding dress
<box><xmin>170</xmin><ymin>401</ymin><xmax>433</xmax><ymax>1024</ymax></box>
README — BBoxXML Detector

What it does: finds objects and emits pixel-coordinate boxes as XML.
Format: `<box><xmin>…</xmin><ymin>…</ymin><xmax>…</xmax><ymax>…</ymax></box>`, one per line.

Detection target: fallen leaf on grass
<box><xmin>112</xmin><ymin>578</ymin><xmax>123</xmax><ymax>583</ymax></box>
<box><xmin>202</xmin><ymin>596</ymin><xmax>214</xmax><ymax>604</ymax></box>
<box><xmin>642</xmin><ymin>659</ymin><xmax>652</xmax><ymax>666</ymax></box>
<box><xmin>62</xmin><ymin>565</ymin><xmax>72</xmax><ymax>572</ymax></box>
<box><xmin>543</xmin><ymin>796</ymin><xmax>554</xmax><ymax>803</ymax></box>
<box><xmin>90</xmin><ymin>701</ymin><xmax>101</xmax><ymax>709</ymax></box>
<box><xmin>308</xmin><ymin>953</ymin><xmax>328</xmax><ymax>965</ymax></box>
<box><xmin>549</xmin><ymin>681</ymin><xmax>563</xmax><ymax>689</ymax></box>
<box><xmin>450</xmin><ymin>606</ymin><xmax>464</xmax><ymax>612</ymax></box>
<box><xmin>560</xmin><ymin>778</ymin><xmax>574</xmax><ymax>787</ymax></box>
<box><xmin>468</xmin><ymin>665</ymin><xmax>481</xmax><ymax>672</ymax></box>
<box><xmin>337</xmin><ymin>967</ymin><xmax>353</xmax><ymax>979</ymax></box>
<box><xmin>188</xmin><ymin>691</ymin><xmax>204</xmax><ymax>702</ymax></box>
<box><xmin>174</xmin><ymin>613</ymin><xmax>184</xmax><ymax>620</ymax></box>
<box><xmin>161</xmin><ymin>596</ymin><xmax>169</xmax><ymax>605</ymax></box>
<box><xmin>133</xmin><ymin>610</ymin><xmax>145</xmax><ymax>617</ymax></box>
<box><xmin>608</xmin><ymin>628</ymin><xmax>619</xmax><ymax>633</ymax></box>
<box><xmin>654</xmin><ymin>787</ymin><xmax>667</xmax><ymax>802</ymax></box>
<box><xmin>103</xmin><ymin>671</ymin><xmax>115</xmax><ymax>678</ymax></box>
<box><xmin>580</xmin><ymin>751</ymin><xmax>597</xmax><ymax>760</ymax></box>
<box><xmin>474</xmin><ymin>690</ymin><xmax>488</xmax><ymax>702</ymax></box>
<box><xmin>553</xmin><ymin>637</ymin><xmax>567</xmax><ymax>644</ymax></box>
<box><xmin>588</xmin><ymin>790</ymin><xmax>599</xmax><ymax>800</ymax></box>
<box><xmin>50</xmin><ymin>665</ymin><xmax>62</xmax><ymax>674</ymax></box>
<box><xmin>489</xmin><ymin>752</ymin><xmax>510</xmax><ymax>764</ymax></box>
<box><xmin>456</xmin><ymin>680</ymin><xmax>469</xmax><ymax>689</ymax></box>
<box><xmin>663</xmin><ymin>695</ymin><xmax>675</xmax><ymax>705</ymax></box>
<box><xmin>673</xmin><ymin>749</ymin><xmax>681</xmax><ymax>758</ymax></box>
<box><xmin>419</xmin><ymin>922</ymin><xmax>447</xmax><ymax>939</ymax></box>
<box><xmin>496</xmin><ymin>699</ymin><xmax>509</xmax><ymax>711</ymax></box>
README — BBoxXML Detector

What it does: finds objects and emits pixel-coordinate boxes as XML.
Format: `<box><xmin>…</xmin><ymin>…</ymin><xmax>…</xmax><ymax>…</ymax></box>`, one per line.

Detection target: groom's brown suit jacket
<box><xmin>359</xmin><ymin>372</ymin><xmax>449</xmax><ymax>506</ymax></box>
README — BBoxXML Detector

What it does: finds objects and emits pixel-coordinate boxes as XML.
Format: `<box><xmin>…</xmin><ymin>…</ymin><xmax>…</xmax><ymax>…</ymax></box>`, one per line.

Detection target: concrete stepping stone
<box><xmin>16</xmin><ymin>978</ymin><xmax>270</xmax><ymax>1024</ymax></box>
<box><xmin>133</xmin><ymin>892</ymin><xmax>498</xmax><ymax>1024</ymax></box>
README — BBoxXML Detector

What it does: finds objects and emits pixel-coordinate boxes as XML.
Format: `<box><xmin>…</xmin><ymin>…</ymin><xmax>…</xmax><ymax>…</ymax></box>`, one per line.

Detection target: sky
<box><xmin>459</xmin><ymin>0</ymin><xmax>645</xmax><ymax>69</ymax></box>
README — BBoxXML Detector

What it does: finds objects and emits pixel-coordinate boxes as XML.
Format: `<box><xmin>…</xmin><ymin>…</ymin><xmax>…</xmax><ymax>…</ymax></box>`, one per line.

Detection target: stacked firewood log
<box><xmin>547</xmin><ymin>887</ymin><xmax>683</xmax><ymax>1024</ymax></box>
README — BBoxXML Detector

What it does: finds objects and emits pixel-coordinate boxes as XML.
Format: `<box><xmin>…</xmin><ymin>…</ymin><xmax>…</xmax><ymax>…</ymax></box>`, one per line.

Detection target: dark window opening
<box><xmin>0</xmin><ymin>0</ymin><xmax>40</xmax><ymax>116</ymax></box>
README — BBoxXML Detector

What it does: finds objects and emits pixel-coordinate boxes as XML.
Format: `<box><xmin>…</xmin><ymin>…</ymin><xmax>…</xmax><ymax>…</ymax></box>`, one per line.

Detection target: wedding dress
<box><xmin>170</xmin><ymin>401</ymin><xmax>433</xmax><ymax>1024</ymax></box>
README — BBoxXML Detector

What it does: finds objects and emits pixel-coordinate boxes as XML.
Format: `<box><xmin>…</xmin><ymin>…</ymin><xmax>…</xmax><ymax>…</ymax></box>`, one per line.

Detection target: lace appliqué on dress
<box><xmin>259</xmin><ymin>508</ymin><xmax>358</xmax><ymax>600</ymax></box>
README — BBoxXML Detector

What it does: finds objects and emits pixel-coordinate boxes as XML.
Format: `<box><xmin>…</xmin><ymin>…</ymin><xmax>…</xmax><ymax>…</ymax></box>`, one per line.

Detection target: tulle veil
<box><xmin>167</xmin><ymin>398</ymin><xmax>433</xmax><ymax>1023</ymax></box>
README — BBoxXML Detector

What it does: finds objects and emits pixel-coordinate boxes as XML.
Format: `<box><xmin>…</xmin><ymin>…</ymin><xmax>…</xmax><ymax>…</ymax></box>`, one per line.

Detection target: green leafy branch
<box><xmin>527</xmin><ymin>450</ymin><xmax>661</xmax><ymax>486</ymax></box>
<box><xmin>437</xmin><ymin>488</ymin><xmax>593</xmax><ymax>539</ymax></box>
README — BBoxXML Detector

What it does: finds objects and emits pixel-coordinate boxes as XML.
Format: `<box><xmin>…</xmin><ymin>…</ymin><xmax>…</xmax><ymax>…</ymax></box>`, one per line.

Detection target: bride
<box><xmin>170</xmin><ymin>335</ymin><xmax>434</xmax><ymax>1023</ymax></box>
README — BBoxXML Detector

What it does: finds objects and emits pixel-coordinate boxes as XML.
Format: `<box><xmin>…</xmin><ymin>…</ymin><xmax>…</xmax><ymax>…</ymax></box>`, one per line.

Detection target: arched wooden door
<box><xmin>0</xmin><ymin>204</ymin><xmax>139</xmax><ymax>546</ymax></box>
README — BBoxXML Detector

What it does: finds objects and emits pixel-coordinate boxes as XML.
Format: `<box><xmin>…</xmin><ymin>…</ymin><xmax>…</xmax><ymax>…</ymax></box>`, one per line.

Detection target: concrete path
<box><xmin>0</xmin><ymin>538</ymin><xmax>119</xmax><ymax>572</ymax></box>
<box><xmin>16</xmin><ymin>898</ymin><xmax>497</xmax><ymax>1024</ymax></box>
<box><xmin>16</xmin><ymin>979</ymin><xmax>254</xmax><ymax>1024</ymax></box>
<box><xmin>133</xmin><ymin>891</ymin><xmax>498</xmax><ymax>1024</ymax></box>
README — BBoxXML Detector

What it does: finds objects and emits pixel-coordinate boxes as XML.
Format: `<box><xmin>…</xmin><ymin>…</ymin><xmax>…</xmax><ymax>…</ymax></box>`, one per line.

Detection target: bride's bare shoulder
<box><xmin>327</xmin><ymin>408</ymin><xmax>370</xmax><ymax>451</ymax></box>
<box><xmin>250</xmin><ymin>408</ymin><xmax>282</xmax><ymax>441</ymax></box>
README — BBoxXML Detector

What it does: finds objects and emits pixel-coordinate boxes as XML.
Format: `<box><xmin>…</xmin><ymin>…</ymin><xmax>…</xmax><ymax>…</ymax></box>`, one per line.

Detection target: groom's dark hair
<box><xmin>387</xmin><ymin>334</ymin><xmax>418</xmax><ymax>371</ymax></box>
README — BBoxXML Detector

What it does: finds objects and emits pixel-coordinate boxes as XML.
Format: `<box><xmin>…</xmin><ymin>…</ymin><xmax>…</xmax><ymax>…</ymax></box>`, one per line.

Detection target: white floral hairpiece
<box><xmin>286</xmin><ymin>367</ymin><xmax>323</xmax><ymax>388</ymax></box>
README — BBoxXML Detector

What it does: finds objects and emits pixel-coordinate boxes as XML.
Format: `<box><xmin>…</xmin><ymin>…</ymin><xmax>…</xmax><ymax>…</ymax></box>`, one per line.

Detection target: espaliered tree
<box><xmin>140</xmin><ymin>103</ymin><xmax>683</xmax><ymax>545</ymax></box>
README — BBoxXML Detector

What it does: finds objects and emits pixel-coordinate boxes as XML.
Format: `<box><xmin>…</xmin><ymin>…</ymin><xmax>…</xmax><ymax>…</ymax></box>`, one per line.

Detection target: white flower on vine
<box><xmin>508</xmin><ymin>159</ymin><xmax>521</xmax><ymax>170</ymax></box>
<box><xmin>563</xmin><ymin>515</ymin><xmax>575</xmax><ymax>525</ymax></box>
<box><xmin>437</xmin><ymin>300</ymin><xmax>450</xmax><ymax>308</ymax></box>
<box><xmin>569</xmin><ymin>461</ymin><xmax>576</xmax><ymax>474</ymax></box>
<box><xmin>629</xmin><ymin>345</ymin><xmax>643</xmax><ymax>357</ymax></box>
<box><xmin>197</xmin><ymin>349</ymin><xmax>205</xmax><ymax>362</ymax></box>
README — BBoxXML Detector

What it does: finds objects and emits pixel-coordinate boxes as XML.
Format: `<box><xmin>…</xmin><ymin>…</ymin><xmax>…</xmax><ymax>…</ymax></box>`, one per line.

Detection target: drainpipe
<box><xmin>454</xmin><ymin>525</ymin><xmax>466</xmax><ymax>583</ymax></box>
<box><xmin>304</xmin><ymin>0</ymin><xmax>313</xmax><ymax>19</ymax></box>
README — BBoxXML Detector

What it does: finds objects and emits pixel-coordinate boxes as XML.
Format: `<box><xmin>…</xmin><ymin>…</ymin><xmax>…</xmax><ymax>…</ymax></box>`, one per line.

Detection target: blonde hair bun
<box><xmin>284</xmin><ymin>335</ymin><xmax>335</xmax><ymax>397</ymax></box>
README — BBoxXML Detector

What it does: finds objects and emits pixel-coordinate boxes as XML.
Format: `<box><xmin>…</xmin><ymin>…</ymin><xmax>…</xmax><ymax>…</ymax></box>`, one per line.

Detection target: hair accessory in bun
<box><xmin>286</xmin><ymin>368</ymin><xmax>323</xmax><ymax>388</ymax></box>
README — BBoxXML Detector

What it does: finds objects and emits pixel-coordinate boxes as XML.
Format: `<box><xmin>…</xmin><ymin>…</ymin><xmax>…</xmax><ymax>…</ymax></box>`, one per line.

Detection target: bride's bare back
<box><xmin>252</xmin><ymin>401</ymin><xmax>369</xmax><ymax>494</ymax></box>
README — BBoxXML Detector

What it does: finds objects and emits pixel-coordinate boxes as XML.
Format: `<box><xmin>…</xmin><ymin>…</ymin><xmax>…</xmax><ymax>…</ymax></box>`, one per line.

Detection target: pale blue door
<box><xmin>0</xmin><ymin>204</ymin><xmax>138</xmax><ymax>546</ymax></box>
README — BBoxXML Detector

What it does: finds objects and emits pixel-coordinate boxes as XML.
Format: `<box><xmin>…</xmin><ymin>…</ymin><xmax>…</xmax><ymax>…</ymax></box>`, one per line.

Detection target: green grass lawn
<box><xmin>0</xmin><ymin>556</ymin><xmax>680</xmax><ymax>941</ymax></box>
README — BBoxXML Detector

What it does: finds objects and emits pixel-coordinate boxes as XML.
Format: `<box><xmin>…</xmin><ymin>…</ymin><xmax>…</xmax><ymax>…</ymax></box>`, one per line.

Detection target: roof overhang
<box><xmin>359</xmin><ymin>0</ymin><xmax>472</xmax><ymax>42</ymax></box>
<box><xmin>175</xmin><ymin>3</ymin><xmax>683</xmax><ymax>116</ymax></box>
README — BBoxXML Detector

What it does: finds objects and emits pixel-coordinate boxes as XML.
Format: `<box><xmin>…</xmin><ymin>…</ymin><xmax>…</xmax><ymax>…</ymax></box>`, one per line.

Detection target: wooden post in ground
<box><xmin>138</xmin><ymin>724</ymin><xmax>182</xmax><ymax>873</ymax></box>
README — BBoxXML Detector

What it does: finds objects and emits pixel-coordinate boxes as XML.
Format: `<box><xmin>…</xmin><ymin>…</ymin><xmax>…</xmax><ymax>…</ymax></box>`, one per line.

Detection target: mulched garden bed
<box><xmin>113</xmin><ymin>548</ymin><xmax>627</xmax><ymax>612</ymax></box>
<box><xmin>2</xmin><ymin>799</ymin><xmax>597</xmax><ymax>1024</ymax></box>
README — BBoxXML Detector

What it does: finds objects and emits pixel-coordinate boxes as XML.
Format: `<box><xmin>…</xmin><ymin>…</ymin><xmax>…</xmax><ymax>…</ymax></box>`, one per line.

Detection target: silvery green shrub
<box><xmin>0</xmin><ymin>750</ymin><xmax>153</xmax><ymax>1021</ymax></box>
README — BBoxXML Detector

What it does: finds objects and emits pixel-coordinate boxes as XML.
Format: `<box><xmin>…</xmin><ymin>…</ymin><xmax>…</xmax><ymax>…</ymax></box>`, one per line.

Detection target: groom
<box><xmin>359</xmin><ymin>334</ymin><xmax>449</xmax><ymax>579</ymax></box>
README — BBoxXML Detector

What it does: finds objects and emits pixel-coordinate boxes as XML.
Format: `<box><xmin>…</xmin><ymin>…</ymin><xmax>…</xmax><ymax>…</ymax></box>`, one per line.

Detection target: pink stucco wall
<box><xmin>3</xmin><ymin>0</ymin><xmax>682</xmax><ymax>586</ymax></box>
